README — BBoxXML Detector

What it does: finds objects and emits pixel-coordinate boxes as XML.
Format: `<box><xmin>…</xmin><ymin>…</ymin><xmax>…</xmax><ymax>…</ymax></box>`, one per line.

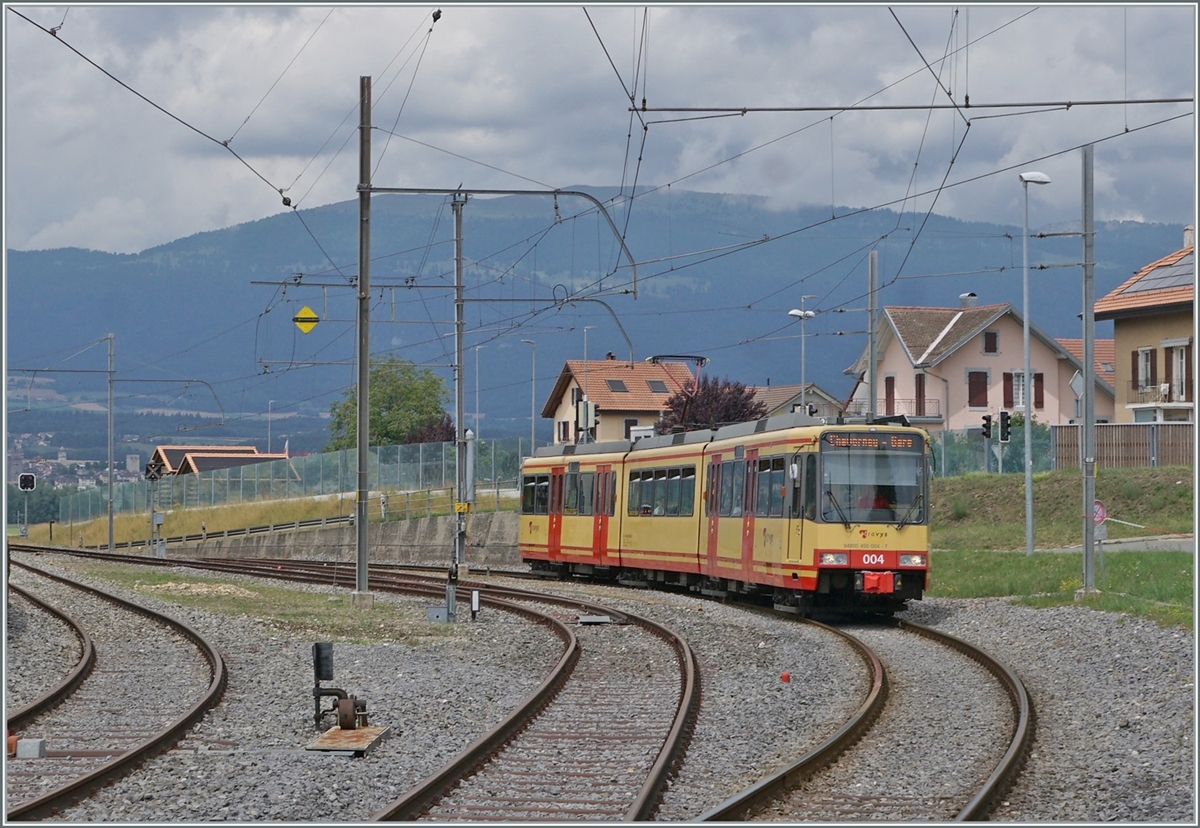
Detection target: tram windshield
<box><xmin>819</xmin><ymin>432</ymin><xmax>926</xmax><ymax>525</ymax></box>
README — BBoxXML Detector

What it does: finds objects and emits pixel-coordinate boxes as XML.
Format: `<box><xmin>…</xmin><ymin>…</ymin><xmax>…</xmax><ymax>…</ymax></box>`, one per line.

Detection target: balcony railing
<box><xmin>1128</xmin><ymin>381</ymin><xmax>1190</xmax><ymax>405</ymax></box>
<box><xmin>843</xmin><ymin>398</ymin><xmax>941</xmax><ymax>418</ymax></box>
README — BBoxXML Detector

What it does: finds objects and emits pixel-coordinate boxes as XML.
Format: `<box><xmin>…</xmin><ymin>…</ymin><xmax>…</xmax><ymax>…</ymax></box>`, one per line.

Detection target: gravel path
<box><xmin>5</xmin><ymin>554</ymin><xmax>1194</xmax><ymax>822</ymax></box>
<box><xmin>5</xmin><ymin>588</ymin><xmax>82</xmax><ymax>712</ymax></box>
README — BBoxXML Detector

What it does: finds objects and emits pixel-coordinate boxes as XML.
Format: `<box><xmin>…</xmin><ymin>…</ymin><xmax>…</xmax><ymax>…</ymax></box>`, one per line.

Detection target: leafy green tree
<box><xmin>656</xmin><ymin>375</ymin><xmax>767</xmax><ymax>434</ymax></box>
<box><xmin>325</xmin><ymin>357</ymin><xmax>455</xmax><ymax>451</ymax></box>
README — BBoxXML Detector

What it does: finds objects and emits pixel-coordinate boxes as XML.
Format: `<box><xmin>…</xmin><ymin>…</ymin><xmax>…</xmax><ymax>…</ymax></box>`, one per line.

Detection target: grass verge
<box><xmin>928</xmin><ymin>549</ymin><xmax>1193</xmax><ymax>629</ymax></box>
<box><xmin>73</xmin><ymin>562</ymin><xmax>461</xmax><ymax>644</ymax></box>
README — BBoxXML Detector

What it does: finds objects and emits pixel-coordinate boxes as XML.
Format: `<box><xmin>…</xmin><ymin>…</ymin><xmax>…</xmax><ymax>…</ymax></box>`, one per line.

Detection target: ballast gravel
<box><xmin>5</xmin><ymin>555</ymin><xmax>1194</xmax><ymax>823</ymax></box>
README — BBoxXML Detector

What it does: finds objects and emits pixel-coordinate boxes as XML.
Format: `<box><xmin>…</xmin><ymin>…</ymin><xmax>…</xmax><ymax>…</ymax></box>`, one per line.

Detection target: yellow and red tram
<box><xmin>519</xmin><ymin>413</ymin><xmax>931</xmax><ymax>614</ymax></box>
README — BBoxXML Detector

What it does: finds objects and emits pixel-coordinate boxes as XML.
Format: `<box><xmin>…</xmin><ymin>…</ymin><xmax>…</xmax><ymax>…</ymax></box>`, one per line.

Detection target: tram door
<box><xmin>548</xmin><ymin>467</ymin><xmax>565</xmax><ymax>562</ymax></box>
<box><xmin>593</xmin><ymin>465</ymin><xmax>616</xmax><ymax>566</ymax></box>
<box><xmin>740</xmin><ymin>449</ymin><xmax>759</xmax><ymax>582</ymax></box>
<box><xmin>704</xmin><ymin>456</ymin><xmax>721</xmax><ymax>575</ymax></box>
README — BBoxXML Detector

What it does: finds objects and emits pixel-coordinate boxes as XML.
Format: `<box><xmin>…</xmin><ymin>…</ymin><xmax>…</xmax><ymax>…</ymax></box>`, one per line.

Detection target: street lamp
<box><xmin>1019</xmin><ymin>170</ymin><xmax>1050</xmax><ymax>557</ymax></box>
<box><xmin>788</xmin><ymin>296</ymin><xmax>817</xmax><ymax>413</ymax></box>
<box><xmin>268</xmin><ymin>399</ymin><xmax>275</xmax><ymax>454</ymax></box>
<box><xmin>521</xmin><ymin>340</ymin><xmax>536</xmax><ymax>455</ymax></box>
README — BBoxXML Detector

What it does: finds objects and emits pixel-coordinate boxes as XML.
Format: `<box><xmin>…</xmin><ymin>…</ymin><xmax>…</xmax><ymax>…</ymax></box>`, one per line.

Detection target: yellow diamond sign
<box><xmin>293</xmin><ymin>306</ymin><xmax>319</xmax><ymax>334</ymax></box>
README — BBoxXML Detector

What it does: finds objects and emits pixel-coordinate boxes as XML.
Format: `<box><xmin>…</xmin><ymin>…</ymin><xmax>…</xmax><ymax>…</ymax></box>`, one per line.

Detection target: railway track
<box><xmin>9</xmin><ymin>546</ymin><xmax>701</xmax><ymax>821</ymax></box>
<box><xmin>699</xmin><ymin>616</ymin><xmax>1033</xmax><ymax>822</ymax></box>
<box><xmin>4</xmin><ymin>559</ymin><xmax>228</xmax><ymax>821</ymax></box>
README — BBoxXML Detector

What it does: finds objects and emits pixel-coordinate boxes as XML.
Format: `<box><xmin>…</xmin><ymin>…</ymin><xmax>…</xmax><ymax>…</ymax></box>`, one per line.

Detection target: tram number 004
<box><xmin>861</xmin><ymin>553</ymin><xmax>887</xmax><ymax>565</ymax></box>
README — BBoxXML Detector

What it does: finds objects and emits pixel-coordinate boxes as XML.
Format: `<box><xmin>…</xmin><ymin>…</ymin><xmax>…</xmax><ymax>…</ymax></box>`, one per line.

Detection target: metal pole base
<box><xmin>1073</xmin><ymin>587</ymin><xmax>1102</xmax><ymax>601</ymax></box>
<box><xmin>351</xmin><ymin>591</ymin><xmax>375</xmax><ymax>610</ymax></box>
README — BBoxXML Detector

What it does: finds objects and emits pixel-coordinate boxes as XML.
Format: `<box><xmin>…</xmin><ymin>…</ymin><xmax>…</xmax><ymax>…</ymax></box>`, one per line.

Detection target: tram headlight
<box><xmin>819</xmin><ymin>552</ymin><xmax>848</xmax><ymax>565</ymax></box>
<box><xmin>899</xmin><ymin>554</ymin><xmax>927</xmax><ymax>567</ymax></box>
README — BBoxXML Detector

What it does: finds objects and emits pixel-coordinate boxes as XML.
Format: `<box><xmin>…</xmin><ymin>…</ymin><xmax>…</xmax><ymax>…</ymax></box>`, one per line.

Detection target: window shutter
<box><xmin>1003</xmin><ymin>373</ymin><xmax>1014</xmax><ymax>409</ymax></box>
<box><xmin>968</xmin><ymin>371</ymin><xmax>987</xmax><ymax>407</ymax></box>
<box><xmin>915</xmin><ymin>373</ymin><xmax>926</xmax><ymax>416</ymax></box>
<box><xmin>1131</xmin><ymin>350</ymin><xmax>1140</xmax><ymax>389</ymax></box>
<box><xmin>1034</xmin><ymin>373</ymin><xmax>1044</xmax><ymax>409</ymax></box>
<box><xmin>884</xmin><ymin>376</ymin><xmax>895</xmax><ymax>415</ymax></box>
<box><xmin>1149</xmin><ymin>348</ymin><xmax>1158</xmax><ymax>385</ymax></box>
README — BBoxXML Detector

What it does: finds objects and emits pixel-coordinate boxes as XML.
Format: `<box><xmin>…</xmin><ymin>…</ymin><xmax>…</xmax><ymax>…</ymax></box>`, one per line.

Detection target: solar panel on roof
<box><xmin>1124</xmin><ymin>253</ymin><xmax>1193</xmax><ymax>294</ymax></box>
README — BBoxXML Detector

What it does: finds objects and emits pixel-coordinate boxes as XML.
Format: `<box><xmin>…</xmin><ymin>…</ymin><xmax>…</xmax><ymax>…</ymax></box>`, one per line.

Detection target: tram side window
<box><xmin>628</xmin><ymin>470</ymin><xmax>646</xmax><ymax>516</ymax></box>
<box><xmin>522</xmin><ymin>474</ymin><xmax>550</xmax><ymax>515</ymax></box>
<box><xmin>563</xmin><ymin>473</ymin><xmax>580</xmax><ymax>516</ymax></box>
<box><xmin>628</xmin><ymin>466</ymin><xmax>696</xmax><ymax>516</ymax></box>
<box><xmin>803</xmin><ymin>455</ymin><xmax>817</xmax><ymax>520</ymax></box>
<box><xmin>755</xmin><ymin>457</ymin><xmax>786</xmax><ymax>517</ymax></box>
<box><xmin>578</xmin><ymin>471</ymin><xmax>595</xmax><ymax>516</ymax></box>
<box><xmin>679</xmin><ymin>467</ymin><xmax>696</xmax><ymax>516</ymax></box>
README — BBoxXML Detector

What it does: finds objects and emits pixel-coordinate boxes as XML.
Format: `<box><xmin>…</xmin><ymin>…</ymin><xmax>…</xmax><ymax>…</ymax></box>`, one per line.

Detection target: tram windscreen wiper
<box><xmin>824</xmin><ymin>490</ymin><xmax>851</xmax><ymax>529</ymax></box>
<box><xmin>895</xmin><ymin>493</ymin><xmax>923</xmax><ymax>530</ymax></box>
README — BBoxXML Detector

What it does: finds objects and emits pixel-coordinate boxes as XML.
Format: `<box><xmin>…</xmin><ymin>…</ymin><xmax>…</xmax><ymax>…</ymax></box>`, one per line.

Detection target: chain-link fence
<box><xmin>928</xmin><ymin>422</ymin><xmax>1054</xmax><ymax>477</ymax></box>
<box><xmin>61</xmin><ymin>437</ymin><xmax>532</xmax><ymax>523</ymax></box>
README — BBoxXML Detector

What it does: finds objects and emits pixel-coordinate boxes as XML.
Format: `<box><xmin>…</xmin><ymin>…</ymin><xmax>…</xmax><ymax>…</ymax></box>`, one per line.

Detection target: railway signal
<box><xmin>980</xmin><ymin>414</ymin><xmax>993</xmax><ymax>440</ymax></box>
<box><xmin>999</xmin><ymin>410</ymin><xmax>1012</xmax><ymax>443</ymax></box>
<box><xmin>18</xmin><ymin>473</ymin><xmax>35</xmax><ymax>491</ymax></box>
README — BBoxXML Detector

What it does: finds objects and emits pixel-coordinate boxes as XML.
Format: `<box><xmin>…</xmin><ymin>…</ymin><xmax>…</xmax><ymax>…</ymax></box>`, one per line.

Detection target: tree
<box><xmin>325</xmin><ymin>357</ymin><xmax>454</xmax><ymax>450</ymax></box>
<box><xmin>656</xmin><ymin>374</ymin><xmax>767</xmax><ymax>434</ymax></box>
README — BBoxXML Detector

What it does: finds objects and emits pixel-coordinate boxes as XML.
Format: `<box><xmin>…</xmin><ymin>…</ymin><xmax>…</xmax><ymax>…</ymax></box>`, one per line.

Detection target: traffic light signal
<box><xmin>981</xmin><ymin>414</ymin><xmax>993</xmax><ymax>439</ymax></box>
<box><xmin>999</xmin><ymin>409</ymin><xmax>1012</xmax><ymax>443</ymax></box>
<box><xmin>17</xmin><ymin>473</ymin><xmax>35</xmax><ymax>491</ymax></box>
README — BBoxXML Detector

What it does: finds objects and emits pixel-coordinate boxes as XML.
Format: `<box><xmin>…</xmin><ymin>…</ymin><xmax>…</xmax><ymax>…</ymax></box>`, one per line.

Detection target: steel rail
<box><xmin>896</xmin><ymin>619</ymin><xmax>1036</xmax><ymax>821</ymax></box>
<box><xmin>5</xmin><ymin>559</ymin><xmax>228</xmax><ymax>821</ymax></box>
<box><xmin>9</xmin><ymin>548</ymin><xmax>702</xmax><ymax>821</ymax></box>
<box><xmin>5</xmin><ymin>583</ymin><xmax>97</xmax><ymax>731</ymax></box>
<box><xmin>368</xmin><ymin>601</ymin><xmax>580</xmax><ymax>821</ymax></box>
<box><xmin>695</xmin><ymin>616</ymin><xmax>888</xmax><ymax>821</ymax></box>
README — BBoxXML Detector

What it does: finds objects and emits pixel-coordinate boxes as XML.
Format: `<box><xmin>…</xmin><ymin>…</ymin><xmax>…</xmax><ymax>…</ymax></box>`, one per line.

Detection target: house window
<box><xmin>983</xmin><ymin>331</ymin><xmax>999</xmax><ymax>354</ymax></box>
<box><xmin>968</xmin><ymin>371</ymin><xmax>988</xmax><ymax>407</ymax></box>
<box><xmin>623</xmin><ymin>418</ymin><xmax>639</xmax><ymax>439</ymax></box>
<box><xmin>1134</xmin><ymin>348</ymin><xmax>1157</xmax><ymax>390</ymax></box>
<box><xmin>1003</xmin><ymin>372</ymin><xmax>1044</xmax><ymax>411</ymax></box>
<box><xmin>646</xmin><ymin>379</ymin><xmax>668</xmax><ymax>393</ymax></box>
<box><xmin>557</xmin><ymin>421</ymin><xmax>571</xmax><ymax>443</ymax></box>
<box><xmin>606</xmin><ymin>379</ymin><xmax>629</xmax><ymax>392</ymax></box>
<box><xmin>1171</xmin><ymin>347</ymin><xmax>1187</xmax><ymax>400</ymax></box>
<box><xmin>571</xmin><ymin>386</ymin><xmax>582</xmax><ymax>405</ymax></box>
<box><xmin>914</xmin><ymin>373</ymin><xmax>926</xmax><ymax>416</ymax></box>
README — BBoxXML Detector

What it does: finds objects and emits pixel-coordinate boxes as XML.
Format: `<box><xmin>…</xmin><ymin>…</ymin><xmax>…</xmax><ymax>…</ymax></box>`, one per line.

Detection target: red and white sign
<box><xmin>1093</xmin><ymin>500</ymin><xmax>1107</xmax><ymax>525</ymax></box>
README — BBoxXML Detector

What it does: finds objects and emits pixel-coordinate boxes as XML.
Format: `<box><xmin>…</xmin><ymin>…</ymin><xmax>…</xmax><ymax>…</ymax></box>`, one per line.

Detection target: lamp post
<box><xmin>268</xmin><ymin>399</ymin><xmax>275</xmax><ymax>454</ymax></box>
<box><xmin>788</xmin><ymin>296</ymin><xmax>817</xmax><ymax>413</ymax></box>
<box><xmin>521</xmin><ymin>340</ymin><xmax>536</xmax><ymax>455</ymax></box>
<box><xmin>1019</xmin><ymin>170</ymin><xmax>1051</xmax><ymax>556</ymax></box>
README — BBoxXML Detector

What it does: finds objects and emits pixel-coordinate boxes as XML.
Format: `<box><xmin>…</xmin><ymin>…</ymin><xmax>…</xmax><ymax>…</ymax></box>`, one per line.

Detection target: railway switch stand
<box><xmin>312</xmin><ymin>642</ymin><xmax>369</xmax><ymax>730</ymax></box>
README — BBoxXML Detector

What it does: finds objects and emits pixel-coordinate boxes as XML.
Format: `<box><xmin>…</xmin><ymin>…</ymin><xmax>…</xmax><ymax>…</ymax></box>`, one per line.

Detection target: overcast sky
<box><xmin>3</xmin><ymin>3</ymin><xmax>1196</xmax><ymax>255</ymax></box>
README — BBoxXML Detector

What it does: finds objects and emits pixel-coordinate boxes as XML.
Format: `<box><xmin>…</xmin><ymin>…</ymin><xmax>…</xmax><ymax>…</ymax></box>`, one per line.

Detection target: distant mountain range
<box><xmin>6</xmin><ymin>187</ymin><xmax>1187</xmax><ymax>442</ymax></box>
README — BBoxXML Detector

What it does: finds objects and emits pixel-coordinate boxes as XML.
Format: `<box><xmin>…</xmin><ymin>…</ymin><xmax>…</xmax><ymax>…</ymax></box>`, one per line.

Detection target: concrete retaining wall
<box><xmin>173</xmin><ymin>511</ymin><xmax>521</xmax><ymax>566</ymax></box>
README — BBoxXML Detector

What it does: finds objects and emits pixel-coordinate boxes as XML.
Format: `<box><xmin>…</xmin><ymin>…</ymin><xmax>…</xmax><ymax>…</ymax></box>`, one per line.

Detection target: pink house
<box><xmin>843</xmin><ymin>294</ymin><xmax>1115</xmax><ymax>432</ymax></box>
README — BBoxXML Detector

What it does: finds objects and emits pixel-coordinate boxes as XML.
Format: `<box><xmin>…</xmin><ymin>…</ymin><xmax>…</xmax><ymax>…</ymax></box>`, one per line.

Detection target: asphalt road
<box><xmin>1044</xmin><ymin>533</ymin><xmax>1195</xmax><ymax>553</ymax></box>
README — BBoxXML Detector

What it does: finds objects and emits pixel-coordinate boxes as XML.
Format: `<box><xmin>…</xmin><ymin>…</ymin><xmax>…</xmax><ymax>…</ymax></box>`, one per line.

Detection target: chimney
<box><xmin>605</xmin><ymin>351</ymin><xmax>615</xmax><ymax>360</ymax></box>
<box><xmin>1185</xmin><ymin>225</ymin><xmax>1194</xmax><ymax>249</ymax></box>
<box><xmin>959</xmin><ymin>292</ymin><xmax>977</xmax><ymax>309</ymax></box>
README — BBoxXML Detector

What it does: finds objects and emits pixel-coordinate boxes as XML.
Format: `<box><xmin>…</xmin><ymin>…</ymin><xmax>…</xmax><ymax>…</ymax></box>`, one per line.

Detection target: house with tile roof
<box><xmin>541</xmin><ymin>357</ymin><xmax>697</xmax><ymax>444</ymax></box>
<box><xmin>843</xmin><ymin>293</ymin><xmax>1115</xmax><ymax>432</ymax></box>
<box><xmin>747</xmin><ymin>382</ymin><xmax>844</xmax><ymax>418</ymax></box>
<box><xmin>1094</xmin><ymin>226</ymin><xmax>1193</xmax><ymax>423</ymax></box>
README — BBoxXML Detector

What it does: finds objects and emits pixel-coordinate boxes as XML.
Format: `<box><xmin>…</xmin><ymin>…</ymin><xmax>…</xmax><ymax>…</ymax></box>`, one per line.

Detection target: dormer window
<box><xmin>983</xmin><ymin>331</ymin><xmax>999</xmax><ymax>354</ymax></box>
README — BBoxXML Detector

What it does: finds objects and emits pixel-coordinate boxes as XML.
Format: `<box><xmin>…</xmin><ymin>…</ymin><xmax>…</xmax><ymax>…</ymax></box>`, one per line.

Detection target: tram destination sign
<box><xmin>823</xmin><ymin>432</ymin><xmax>922</xmax><ymax>451</ymax></box>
